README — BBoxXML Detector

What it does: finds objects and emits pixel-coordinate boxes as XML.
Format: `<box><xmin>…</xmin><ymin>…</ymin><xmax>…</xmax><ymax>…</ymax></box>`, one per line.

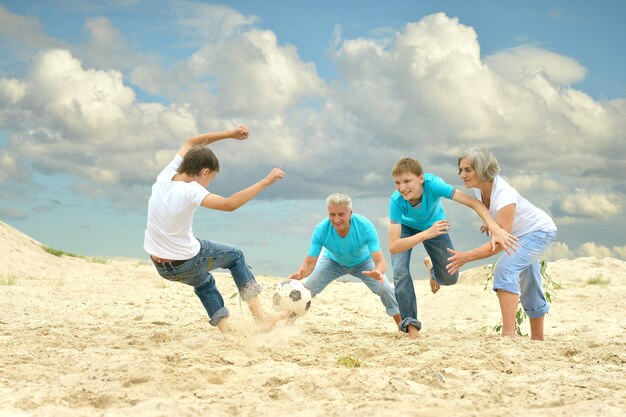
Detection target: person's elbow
<box><xmin>388</xmin><ymin>243</ymin><xmax>401</xmax><ymax>254</ymax></box>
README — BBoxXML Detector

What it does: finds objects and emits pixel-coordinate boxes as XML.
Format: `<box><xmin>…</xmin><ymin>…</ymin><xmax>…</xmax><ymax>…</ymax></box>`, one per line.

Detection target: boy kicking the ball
<box><xmin>144</xmin><ymin>125</ymin><xmax>288</xmax><ymax>334</ymax></box>
<box><xmin>290</xmin><ymin>193</ymin><xmax>401</xmax><ymax>326</ymax></box>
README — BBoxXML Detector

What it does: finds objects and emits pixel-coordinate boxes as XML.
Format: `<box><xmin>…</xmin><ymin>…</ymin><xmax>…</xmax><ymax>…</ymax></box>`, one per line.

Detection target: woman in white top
<box><xmin>446</xmin><ymin>147</ymin><xmax>557</xmax><ymax>340</ymax></box>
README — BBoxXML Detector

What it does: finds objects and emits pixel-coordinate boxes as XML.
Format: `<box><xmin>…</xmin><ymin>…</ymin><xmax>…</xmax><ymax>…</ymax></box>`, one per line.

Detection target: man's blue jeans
<box><xmin>303</xmin><ymin>256</ymin><xmax>400</xmax><ymax>317</ymax></box>
<box><xmin>391</xmin><ymin>224</ymin><xmax>459</xmax><ymax>332</ymax></box>
<box><xmin>151</xmin><ymin>239</ymin><xmax>262</xmax><ymax>326</ymax></box>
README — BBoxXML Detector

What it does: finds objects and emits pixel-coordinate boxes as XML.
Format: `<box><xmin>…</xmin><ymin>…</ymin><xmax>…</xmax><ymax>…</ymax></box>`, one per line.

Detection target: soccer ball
<box><xmin>272</xmin><ymin>279</ymin><xmax>312</xmax><ymax>318</ymax></box>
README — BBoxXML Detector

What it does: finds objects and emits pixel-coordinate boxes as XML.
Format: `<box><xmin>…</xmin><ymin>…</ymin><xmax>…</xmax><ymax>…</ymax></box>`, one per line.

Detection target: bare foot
<box><xmin>424</xmin><ymin>257</ymin><xmax>440</xmax><ymax>294</ymax></box>
<box><xmin>246</xmin><ymin>296</ymin><xmax>290</xmax><ymax>331</ymax></box>
<box><xmin>217</xmin><ymin>317</ymin><xmax>232</xmax><ymax>333</ymax></box>
<box><xmin>408</xmin><ymin>324</ymin><xmax>420</xmax><ymax>340</ymax></box>
<box><xmin>253</xmin><ymin>310</ymin><xmax>291</xmax><ymax>332</ymax></box>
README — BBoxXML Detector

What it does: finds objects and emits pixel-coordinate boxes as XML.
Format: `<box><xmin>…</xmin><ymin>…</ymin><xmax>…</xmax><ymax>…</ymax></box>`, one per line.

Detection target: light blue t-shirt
<box><xmin>389</xmin><ymin>173</ymin><xmax>455</xmax><ymax>231</ymax></box>
<box><xmin>307</xmin><ymin>213</ymin><xmax>381</xmax><ymax>267</ymax></box>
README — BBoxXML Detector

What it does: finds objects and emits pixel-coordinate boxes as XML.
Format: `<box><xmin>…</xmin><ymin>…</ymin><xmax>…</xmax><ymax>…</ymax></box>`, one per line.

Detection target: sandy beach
<box><xmin>1</xmin><ymin>220</ymin><xmax>625</xmax><ymax>417</ymax></box>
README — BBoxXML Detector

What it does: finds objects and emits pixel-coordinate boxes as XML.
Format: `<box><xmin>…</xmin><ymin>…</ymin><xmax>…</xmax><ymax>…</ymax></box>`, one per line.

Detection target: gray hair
<box><xmin>457</xmin><ymin>147</ymin><xmax>501</xmax><ymax>182</ymax></box>
<box><xmin>326</xmin><ymin>193</ymin><xmax>352</xmax><ymax>210</ymax></box>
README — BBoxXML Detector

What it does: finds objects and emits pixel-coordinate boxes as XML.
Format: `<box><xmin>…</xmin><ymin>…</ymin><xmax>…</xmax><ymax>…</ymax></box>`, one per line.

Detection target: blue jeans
<box><xmin>493</xmin><ymin>230</ymin><xmax>557</xmax><ymax>318</ymax></box>
<box><xmin>151</xmin><ymin>240</ymin><xmax>262</xmax><ymax>326</ymax></box>
<box><xmin>303</xmin><ymin>256</ymin><xmax>400</xmax><ymax>317</ymax></box>
<box><xmin>391</xmin><ymin>224</ymin><xmax>459</xmax><ymax>332</ymax></box>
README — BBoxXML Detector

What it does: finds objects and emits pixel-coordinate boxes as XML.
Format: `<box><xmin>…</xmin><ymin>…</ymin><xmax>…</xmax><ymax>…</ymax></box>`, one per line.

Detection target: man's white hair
<box><xmin>326</xmin><ymin>193</ymin><xmax>352</xmax><ymax>210</ymax></box>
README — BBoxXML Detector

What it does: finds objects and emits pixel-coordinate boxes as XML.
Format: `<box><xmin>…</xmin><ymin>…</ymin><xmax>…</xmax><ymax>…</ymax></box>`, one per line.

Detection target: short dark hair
<box><xmin>177</xmin><ymin>146</ymin><xmax>220</xmax><ymax>176</ymax></box>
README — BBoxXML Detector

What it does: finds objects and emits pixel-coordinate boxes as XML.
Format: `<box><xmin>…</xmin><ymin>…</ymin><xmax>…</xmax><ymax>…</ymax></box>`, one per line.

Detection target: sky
<box><xmin>1</xmin><ymin>0</ymin><xmax>625</xmax><ymax>277</ymax></box>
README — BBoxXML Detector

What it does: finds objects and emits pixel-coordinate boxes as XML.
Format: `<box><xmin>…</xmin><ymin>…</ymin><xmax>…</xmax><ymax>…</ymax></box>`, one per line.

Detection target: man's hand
<box><xmin>230</xmin><ymin>125</ymin><xmax>249</xmax><ymax>140</ymax></box>
<box><xmin>362</xmin><ymin>269</ymin><xmax>384</xmax><ymax>283</ymax></box>
<box><xmin>289</xmin><ymin>271</ymin><xmax>304</xmax><ymax>280</ymax></box>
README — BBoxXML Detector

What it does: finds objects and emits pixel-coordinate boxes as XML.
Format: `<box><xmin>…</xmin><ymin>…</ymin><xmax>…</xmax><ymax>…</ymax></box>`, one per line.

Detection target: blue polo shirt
<box><xmin>307</xmin><ymin>213</ymin><xmax>381</xmax><ymax>267</ymax></box>
<box><xmin>389</xmin><ymin>173</ymin><xmax>455</xmax><ymax>230</ymax></box>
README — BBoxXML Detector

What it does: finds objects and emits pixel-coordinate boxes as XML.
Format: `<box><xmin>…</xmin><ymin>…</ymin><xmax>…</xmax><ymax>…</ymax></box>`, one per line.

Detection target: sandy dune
<box><xmin>1</xmin><ymin>221</ymin><xmax>624</xmax><ymax>416</ymax></box>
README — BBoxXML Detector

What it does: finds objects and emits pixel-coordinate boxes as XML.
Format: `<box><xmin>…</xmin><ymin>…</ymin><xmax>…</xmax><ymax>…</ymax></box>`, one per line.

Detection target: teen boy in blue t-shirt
<box><xmin>388</xmin><ymin>157</ymin><xmax>517</xmax><ymax>339</ymax></box>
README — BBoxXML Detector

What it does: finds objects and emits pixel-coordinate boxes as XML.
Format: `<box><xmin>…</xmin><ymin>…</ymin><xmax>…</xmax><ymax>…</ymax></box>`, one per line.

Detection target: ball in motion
<box><xmin>272</xmin><ymin>279</ymin><xmax>312</xmax><ymax>318</ymax></box>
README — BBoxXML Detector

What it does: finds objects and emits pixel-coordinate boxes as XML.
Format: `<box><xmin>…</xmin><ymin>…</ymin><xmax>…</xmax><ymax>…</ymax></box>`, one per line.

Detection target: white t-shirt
<box><xmin>475</xmin><ymin>175</ymin><xmax>556</xmax><ymax>237</ymax></box>
<box><xmin>143</xmin><ymin>156</ymin><xmax>210</xmax><ymax>259</ymax></box>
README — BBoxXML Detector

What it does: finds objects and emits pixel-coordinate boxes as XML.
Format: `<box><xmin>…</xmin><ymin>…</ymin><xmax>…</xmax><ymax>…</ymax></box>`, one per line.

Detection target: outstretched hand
<box><xmin>446</xmin><ymin>247</ymin><xmax>469</xmax><ymax>276</ymax></box>
<box><xmin>230</xmin><ymin>125</ymin><xmax>249</xmax><ymax>140</ymax></box>
<box><xmin>362</xmin><ymin>269</ymin><xmax>384</xmax><ymax>283</ymax></box>
<box><xmin>289</xmin><ymin>271</ymin><xmax>304</xmax><ymax>280</ymax></box>
<box><xmin>485</xmin><ymin>225</ymin><xmax>519</xmax><ymax>255</ymax></box>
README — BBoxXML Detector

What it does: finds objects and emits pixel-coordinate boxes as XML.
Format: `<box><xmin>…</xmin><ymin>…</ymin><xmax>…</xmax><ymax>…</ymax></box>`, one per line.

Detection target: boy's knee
<box><xmin>435</xmin><ymin>269</ymin><xmax>458</xmax><ymax>286</ymax></box>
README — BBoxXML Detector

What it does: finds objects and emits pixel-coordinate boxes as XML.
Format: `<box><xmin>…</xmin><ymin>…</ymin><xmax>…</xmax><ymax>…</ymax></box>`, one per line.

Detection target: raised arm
<box><xmin>176</xmin><ymin>125</ymin><xmax>249</xmax><ymax>157</ymax></box>
<box><xmin>452</xmin><ymin>190</ymin><xmax>518</xmax><ymax>254</ymax></box>
<box><xmin>289</xmin><ymin>256</ymin><xmax>318</xmax><ymax>280</ymax></box>
<box><xmin>446</xmin><ymin>204</ymin><xmax>516</xmax><ymax>275</ymax></box>
<box><xmin>201</xmin><ymin>167</ymin><xmax>284</xmax><ymax>212</ymax></box>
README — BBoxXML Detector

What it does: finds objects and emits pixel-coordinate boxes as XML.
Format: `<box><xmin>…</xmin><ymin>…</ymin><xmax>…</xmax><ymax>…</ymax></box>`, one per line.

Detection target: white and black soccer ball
<box><xmin>272</xmin><ymin>279</ymin><xmax>312</xmax><ymax>318</ymax></box>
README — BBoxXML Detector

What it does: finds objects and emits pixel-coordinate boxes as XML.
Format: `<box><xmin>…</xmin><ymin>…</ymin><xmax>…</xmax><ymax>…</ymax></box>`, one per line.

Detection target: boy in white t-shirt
<box><xmin>144</xmin><ymin>125</ymin><xmax>288</xmax><ymax>333</ymax></box>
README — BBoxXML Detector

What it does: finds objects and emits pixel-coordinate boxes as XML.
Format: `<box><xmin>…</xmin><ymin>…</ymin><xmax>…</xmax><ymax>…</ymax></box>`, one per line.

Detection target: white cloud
<box><xmin>577</xmin><ymin>242</ymin><xmax>613</xmax><ymax>258</ymax></box>
<box><xmin>0</xmin><ymin>49</ymin><xmax>198</xmax><ymax>202</ymax></box>
<box><xmin>377</xmin><ymin>216</ymin><xmax>390</xmax><ymax>228</ymax></box>
<box><xmin>485</xmin><ymin>45</ymin><xmax>586</xmax><ymax>85</ymax></box>
<box><xmin>613</xmin><ymin>245</ymin><xmax>626</xmax><ymax>259</ymax></box>
<box><xmin>544</xmin><ymin>241</ymin><xmax>573</xmax><ymax>260</ymax></box>
<box><xmin>175</xmin><ymin>3</ymin><xmax>259</xmax><ymax>41</ymax></box>
<box><xmin>186</xmin><ymin>28</ymin><xmax>323</xmax><ymax>118</ymax></box>
<box><xmin>544</xmin><ymin>241</ymin><xmax>626</xmax><ymax>261</ymax></box>
<box><xmin>557</xmin><ymin>190</ymin><xmax>622</xmax><ymax>219</ymax></box>
<box><xmin>0</xmin><ymin>78</ymin><xmax>26</xmax><ymax>104</ymax></box>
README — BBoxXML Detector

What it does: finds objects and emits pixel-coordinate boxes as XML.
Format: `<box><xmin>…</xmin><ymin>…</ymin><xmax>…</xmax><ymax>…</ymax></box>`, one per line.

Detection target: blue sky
<box><xmin>1</xmin><ymin>0</ymin><xmax>625</xmax><ymax>277</ymax></box>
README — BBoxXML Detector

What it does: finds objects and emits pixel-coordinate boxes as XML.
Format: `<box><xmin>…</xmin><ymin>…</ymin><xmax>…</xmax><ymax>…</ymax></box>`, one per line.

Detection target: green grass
<box><xmin>336</xmin><ymin>356</ymin><xmax>362</xmax><ymax>368</ymax></box>
<box><xmin>88</xmin><ymin>257</ymin><xmax>109</xmax><ymax>264</ymax></box>
<box><xmin>42</xmin><ymin>245</ymin><xmax>110</xmax><ymax>264</ymax></box>
<box><xmin>586</xmin><ymin>275</ymin><xmax>611</xmax><ymax>286</ymax></box>
<box><xmin>42</xmin><ymin>245</ymin><xmax>83</xmax><ymax>258</ymax></box>
<box><xmin>0</xmin><ymin>274</ymin><xmax>19</xmax><ymax>286</ymax></box>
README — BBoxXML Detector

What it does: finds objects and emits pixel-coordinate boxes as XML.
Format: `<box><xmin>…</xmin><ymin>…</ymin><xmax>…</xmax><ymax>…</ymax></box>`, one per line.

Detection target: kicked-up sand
<box><xmin>1</xmin><ymin>221</ymin><xmax>625</xmax><ymax>417</ymax></box>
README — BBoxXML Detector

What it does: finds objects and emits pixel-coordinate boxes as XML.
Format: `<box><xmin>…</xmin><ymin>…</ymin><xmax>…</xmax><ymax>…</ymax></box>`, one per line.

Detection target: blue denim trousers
<box><xmin>151</xmin><ymin>239</ymin><xmax>262</xmax><ymax>326</ymax></box>
<box><xmin>302</xmin><ymin>256</ymin><xmax>400</xmax><ymax>317</ymax></box>
<box><xmin>493</xmin><ymin>230</ymin><xmax>557</xmax><ymax>318</ymax></box>
<box><xmin>391</xmin><ymin>223</ymin><xmax>459</xmax><ymax>332</ymax></box>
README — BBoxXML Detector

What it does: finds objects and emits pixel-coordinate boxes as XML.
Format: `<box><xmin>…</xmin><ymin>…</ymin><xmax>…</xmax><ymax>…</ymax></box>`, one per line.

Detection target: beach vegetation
<box><xmin>585</xmin><ymin>275</ymin><xmax>610</xmax><ymax>286</ymax></box>
<box><xmin>336</xmin><ymin>356</ymin><xmax>362</xmax><ymax>368</ymax></box>
<box><xmin>88</xmin><ymin>257</ymin><xmax>109</xmax><ymax>264</ymax></box>
<box><xmin>42</xmin><ymin>245</ymin><xmax>110</xmax><ymax>264</ymax></box>
<box><xmin>42</xmin><ymin>245</ymin><xmax>83</xmax><ymax>258</ymax></box>
<box><xmin>0</xmin><ymin>274</ymin><xmax>18</xmax><ymax>286</ymax></box>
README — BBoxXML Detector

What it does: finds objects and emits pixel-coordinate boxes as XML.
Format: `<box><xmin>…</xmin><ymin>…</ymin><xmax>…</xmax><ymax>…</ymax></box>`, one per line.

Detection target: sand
<box><xmin>1</xmin><ymin>220</ymin><xmax>625</xmax><ymax>417</ymax></box>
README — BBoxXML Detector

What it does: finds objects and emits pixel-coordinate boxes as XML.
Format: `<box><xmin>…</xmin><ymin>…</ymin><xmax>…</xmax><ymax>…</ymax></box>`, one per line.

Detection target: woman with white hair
<box><xmin>446</xmin><ymin>147</ymin><xmax>557</xmax><ymax>340</ymax></box>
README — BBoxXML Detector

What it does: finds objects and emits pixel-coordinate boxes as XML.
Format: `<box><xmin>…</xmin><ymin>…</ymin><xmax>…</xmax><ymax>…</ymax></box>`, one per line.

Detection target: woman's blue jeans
<box><xmin>493</xmin><ymin>230</ymin><xmax>557</xmax><ymax>318</ymax></box>
<box><xmin>151</xmin><ymin>239</ymin><xmax>262</xmax><ymax>326</ymax></box>
<box><xmin>391</xmin><ymin>224</ymin><xmax>459</xmax><ymax>332</ymax></box>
